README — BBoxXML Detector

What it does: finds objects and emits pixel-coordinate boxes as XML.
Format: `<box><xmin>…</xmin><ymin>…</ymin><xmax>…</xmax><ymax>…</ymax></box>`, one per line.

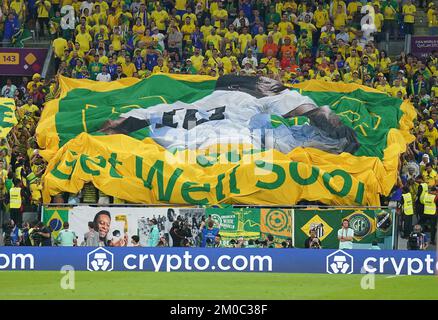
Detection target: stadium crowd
<box><xmin>0</xmin><ymin>0</ymin><xmax>438</xmax><ymax>247</ymax></box>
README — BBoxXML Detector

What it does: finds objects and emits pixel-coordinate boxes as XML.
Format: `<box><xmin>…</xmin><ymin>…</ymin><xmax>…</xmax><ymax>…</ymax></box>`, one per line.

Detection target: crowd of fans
<box><xmin>0</xmin><ymin>0</ymin><xmax>438</xmax><ymax>246</ymax></box>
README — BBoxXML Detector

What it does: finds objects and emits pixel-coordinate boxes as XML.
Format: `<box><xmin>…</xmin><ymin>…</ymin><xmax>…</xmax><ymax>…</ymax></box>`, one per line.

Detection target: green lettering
<box><xmin>196</xmin><ymin>154</ymin><xmax>218</xmax><ymax>167</ymax></box>
<box><xmin>289</xmin><ymin>162</ymin><xmax>319</xmax><ymax>185</ymax></box>
<box><xmin>135</xmin><ymin>157</ymin><xmax>183</xmax><ymax>202</ymax></box>
<box><xmin>51</xmin><ymin>159</ymin><xmax>77</xmax><ymax>180</ymax></box>
<box><xmin>227</xmin><ymin>150</ymin><xmax>241</xmax><ymax>163</ymax></box>
<box><xmin>50</xmin><ymin>151</ymin><xmax>78</xmax><ymax>180</ymax></box>
<box><xmin>322</xmin><ymin>169</ymin><xmax>352</xmax><ymax>197</ymax></box>
<box><xmin>80</xmin><ymin>155</ymin><xmax>106</xmax><ymax>176</ymax></box>
<box><xmin>108</xmin><ymin>153</ymin><xmax>123</xmax><ymax>178</ymax></box>
<box><xmin>355</xmin><ymin>182</ymin><xmax>365</xmax><ymax>204</ymax></box>
<box><xmin>216</xmin><ymin>173</ymin><xmax>226</xmax><ymax>201</ymax></box>
<box><xmin>255</xmin><ymin>161</ymin><xmax>286</xmax><ymax>190</ymax></box>
<box><xmin>181</xmin><ymin>182</ymin><xmax>210</xmax><ymax>205</ymax></box>
<box><xmin>229</xmin><ymin>165</ymin><xmax>240</xmax><ymax>193</ymax></box>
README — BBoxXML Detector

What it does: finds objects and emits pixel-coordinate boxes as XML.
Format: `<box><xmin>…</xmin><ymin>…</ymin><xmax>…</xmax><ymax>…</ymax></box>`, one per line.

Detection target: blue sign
<box><xmin>0</xmin><ymin>247</ymin><xmax>436</xmax><ymax>275</ymax></box>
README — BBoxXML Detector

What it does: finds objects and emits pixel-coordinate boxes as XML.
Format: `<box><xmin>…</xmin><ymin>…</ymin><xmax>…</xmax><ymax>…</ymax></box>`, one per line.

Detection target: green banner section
<box><xmin>294</xmin><ymin>209</ymin><xmax>393</xmax><ymax>249</ymax></box>
<box><xmin>205</xmin><ymin>207</ymin><xmax>293</xmax><ymax>247</ymax></box>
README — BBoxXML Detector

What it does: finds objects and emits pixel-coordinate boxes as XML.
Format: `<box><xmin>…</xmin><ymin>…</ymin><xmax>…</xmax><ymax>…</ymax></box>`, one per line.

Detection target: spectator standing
<box><xmin>9</xmin><ymin>179</ymin><xmax>23</xmax><ymax>227</ymax></box>
<box><xmin>200</xmin><ymin>219</ymin><xmax>220</xmax><ymax>247</ymax></box>
<box><xmin>56</xmin><ymin>222</ymin><xmax>77</xmax><ymax>246</ymax></box>
<box><xmin>146</xmin><ymin>218</ymin><xmax>159</xmax><ymax>247</ymax></box>
<box><xmin>83</xmin><ymin>221</ymin><xmax>99</xmax><ymax>246</ymax></box>
<box><xmin>2</xmin><ymin>79</ymin><xmax>17</xmax><ymax>99</ymax></box>
<box><xmin>305</xmin><ymin>229</ymin><xmax>322</xmax><ymax>248</ymax></box>
<box><xmin>337</xmin><ymin>219</ymin><xmax>354</xmax><ymax>249</ymax></box>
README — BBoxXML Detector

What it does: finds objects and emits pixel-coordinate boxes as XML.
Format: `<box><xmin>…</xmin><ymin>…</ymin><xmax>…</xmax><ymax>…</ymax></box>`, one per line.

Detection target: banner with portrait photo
<box><xmin>62</xmin><ymin>206</ymin><xmax>205</xmax><ymax>247</ymax></box>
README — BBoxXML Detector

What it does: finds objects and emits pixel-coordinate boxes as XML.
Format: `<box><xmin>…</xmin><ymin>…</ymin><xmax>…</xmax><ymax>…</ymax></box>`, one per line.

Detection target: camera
<box><xmin>30</xmin><ymin>228</ymin><xmax>43</xmax><ymax>246</ymax></box>
<box><xmin>407</xmin><ymin>232</ymin><xmax>421</xmax><ymax>250</ymax></box>
<box><xmin>255</xmin><ymin>239</ymin><xmax>267</xmax><ymax>247</ymax></box>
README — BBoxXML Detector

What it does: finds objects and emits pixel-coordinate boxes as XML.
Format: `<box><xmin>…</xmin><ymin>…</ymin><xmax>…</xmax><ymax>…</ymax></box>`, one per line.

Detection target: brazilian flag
<box><xmin>12</xmin><ymin>28</ymin><xmax>32</xmax><ymax>48</ymax></box>
<box><xmin>42</xmin><ymin>207</ymin><xmax>70</xmax><ymax>238</ymax></box>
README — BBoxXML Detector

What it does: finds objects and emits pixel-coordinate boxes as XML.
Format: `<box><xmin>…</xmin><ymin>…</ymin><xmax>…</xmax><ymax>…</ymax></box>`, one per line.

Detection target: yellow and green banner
<box><xmin>0</xmin><ymin>98</ymin><xmax>18</xmax><ymax>138</ymax></box>
<box><xmin>294</xmin><ymin>208</ymin><xmax>393</xmax><ymax>248</ymax></box>
<box><xmin>37</xmin><ymin>75</ymin><xmax>415</xmax><ymax>206</ymax></box>
<box><xmin>206</xmin><ymin>207</ymin><xmax>293</xmax><ymax>247</ymax></box>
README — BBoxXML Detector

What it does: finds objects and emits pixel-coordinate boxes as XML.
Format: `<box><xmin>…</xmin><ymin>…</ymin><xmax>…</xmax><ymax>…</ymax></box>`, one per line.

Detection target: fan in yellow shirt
<box><xmin>211</xmin><ymin>2</ymin><xmax>228</xmax><ymax>28</ymax></box>
<box><xmin>75</xmin><ymin>26</ymin><xmax>92</xmax><ymax>52</ymax></box>
<box><xmin>313</xmin><ymin>4</ymin><xmax>329</xmax><ymax>28</ymax></box>
<box><xmin>181</xmin><ymin>18</ymin><xmax>196</xmax><ymax>41</ymax></box>
<box><xmin>251</xmin><ymin>26</ymin><xmax>264</xmax><ymax>48</ymax></box>
<box><xmin>333</xmin><ymin>5</ymin><xmax>348</xmax><ymax>30</ymax></box>
<box><xmin>205</xmin><ymin>29</ymin><xmax>222</xmax><ymax>51</ymax></box>
<box><xmin>152</xmin><ymin>57</ymin><xmax>170</xmax><ymax>73</ymax></box>
<box><xmin>189</xmin><ymin>48</ymin><xmax>204</xmax><ymax>71</ymax></box>
<box><xmin>238</xmin><ymin>28</ymin><xmax>252</xmax><ymax>54</ymax></box>
<box><xmin>278</xmin><ymin>15</ymin><xmax>294</xmax><ymax>36</ymax></box>
<box><xmin>403</xmin><ymin>0</ymin><xmax>416</xmax><ymax>24</ymax></box>
<box><xmin>151</xmin><ymin>5</ymin><xmax>169</xmax><ymax>31</ymax></box>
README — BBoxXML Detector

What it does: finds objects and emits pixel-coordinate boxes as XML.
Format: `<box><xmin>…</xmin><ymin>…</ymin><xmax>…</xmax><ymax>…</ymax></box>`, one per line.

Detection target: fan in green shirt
<box><xmin>88</xmin><ymin>55</ymin><xmax>103</xmax><ymax>81</ymax></box>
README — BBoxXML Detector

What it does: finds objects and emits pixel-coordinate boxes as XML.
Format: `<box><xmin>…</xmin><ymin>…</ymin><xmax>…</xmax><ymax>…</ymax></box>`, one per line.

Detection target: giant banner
<box><xmin>0</xmin><ymin>48</ymin><xmax>47</xmax><ymax>76</ymax></box>
<box><xmin>37</xmin><ymin>75</ymin><xmax>415</xmax><ymax>206</ymax></box>
<box><xmin>294</xmin><ymin>209</ymin><xmax>393</xmax><ymax>248</ymax></box>
<box><xmin>43</xmin><ymin>206</ymin><xmax>293</xmax><ymax>247</ymax></box>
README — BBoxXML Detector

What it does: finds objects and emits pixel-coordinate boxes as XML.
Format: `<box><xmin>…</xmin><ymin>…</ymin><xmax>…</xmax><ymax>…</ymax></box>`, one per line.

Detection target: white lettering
<box><xmin>250</xmin><ymin>255</ymin><xmax>273</xmax><ymax>272</ymax></box>
<box><xmin>233</xmin><ymin>255</ymin><xmax>248</xmax><ymax>271</ymax></box>
<box><xmin>150</xmin><ymin>254</ymin><xmax>165</xmax><ymax>272</ymax></box>
<box><xmin>166</xmin><ymin>254</ymin><xmax>182</xmax><ymax>272</ymax></box>
<box><xmin>379</xmin><ymin>257</ymin><xmax>389</xmax><ymax>273</ymax></box>
<box><xmin>11</xmin><ymin>254</ymin><xmax>34</xmax><ymax>270</ymax></box>
<box><xmin>193</xmin><ymin>255</ymin><xmax>209</xmax><ymax>270</ymax></box>
<box><xmin>363</xmin><ymin>257</ymin><xmax>377</xmax><ymax>273</ymax></box>
<box><xmin>217</xmin><ymin>255</ymin><xmax>232</xmax><ymax>270</ymax></box>
<box><xmin>390</xmin><ymin>257</ymin><xmax>405</xmax><ymax>275</ymax></box>
<box><xmin>0</xmin><ymin>254</ymin><xmax>10</xmax><ymax>269</ymax></box>
<box><xmin>183</xmin><ymin>251</ymin><xmax>192</xmax><ymax>271</ymax></box>
<box><xmin>123</xmin><ymin>254</ymin><xmax>137</xmax><ymax>270</ymax></box>
<box><xmin>60</xmin><ymin>265</ymin><xmax>75</xmax><ymax>290</ymax></box>
<box><xmin>407</xmin><ymin>258</ymin><xmax>423</xmax><ymax>275</ymax></box>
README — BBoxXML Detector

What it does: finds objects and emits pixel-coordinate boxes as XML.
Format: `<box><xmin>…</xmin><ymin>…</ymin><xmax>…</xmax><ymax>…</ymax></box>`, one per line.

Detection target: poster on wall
<box><xmin>44</xmin><ymin>206</ymin><xmax>205</xmax><ymax>247</ymax></box>
<box><xmin>205</xmin><ymin>207</ymin><xmax>293</xmax><ymax>247</ymax></box>
<box><xmin>293</xmin><ymin>209</ymin><xmax>392</xmax><ymax>249</ymax></box>
<box><xmin>0</xmin><ymin>48</ymin><xmax>48</xmax><ymax>75</ymax></box>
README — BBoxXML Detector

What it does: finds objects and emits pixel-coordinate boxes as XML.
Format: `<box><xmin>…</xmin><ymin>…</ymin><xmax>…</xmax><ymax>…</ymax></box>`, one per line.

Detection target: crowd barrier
<box><xmin>42</xmin><ymin>205</ymin><xmax>395</xmax><ymax>249</ymax></box>
<box><xmin>0</xmin><ymin>247</ymin><xmax>436</xmax><ymax>275</ymax></box>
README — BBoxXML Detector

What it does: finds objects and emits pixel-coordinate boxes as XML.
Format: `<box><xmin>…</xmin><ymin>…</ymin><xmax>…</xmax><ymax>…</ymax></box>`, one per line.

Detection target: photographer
<box><xmin>281</xmin><ymin>238</ymin><xmax>294</xmax><ymax>248</ymax></box>
<box><xmin>305</xmin><ymin>229</ymin><xmax>322</xmax><ymax>248</ymax></box>
<box><xmin>408</xmin><ymin>224</ymin><xmax>429</xmax><ymax>250</ymax></box>
<box><xmin>30</xmin><ymin>222</ymin><xmax>52</xmax><ymax>246</ymax></box>
<box><xmin>266</xmin><ymin>234</ymin><xmax>275</xmax><ymax>248</ymax></box>
<box><xmin>2</xmin><ymin>219</ymin><xmax>21</xmax><ymax>246</ymax></box>
<box><xmin>169</xmin><ymin>221</ymin><xmax>185</xmax><ymax>247</ymax></box>
<box><xmin>200</xmin><ymin>218</ymin><xmax>220</xmax><ymax>248</ymax></box>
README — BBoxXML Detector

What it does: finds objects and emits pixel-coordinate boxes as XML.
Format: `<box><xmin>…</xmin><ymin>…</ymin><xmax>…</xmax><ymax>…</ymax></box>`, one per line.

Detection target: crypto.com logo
<box><xmin>87</xmin><ymin>248</ymin><xmax>114</xmax><ymax>272</ymax></box>
<box><xmin>326</xmin><ymin>250</ymin><xmax>354</xmax><ymax>274</ymax></box>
